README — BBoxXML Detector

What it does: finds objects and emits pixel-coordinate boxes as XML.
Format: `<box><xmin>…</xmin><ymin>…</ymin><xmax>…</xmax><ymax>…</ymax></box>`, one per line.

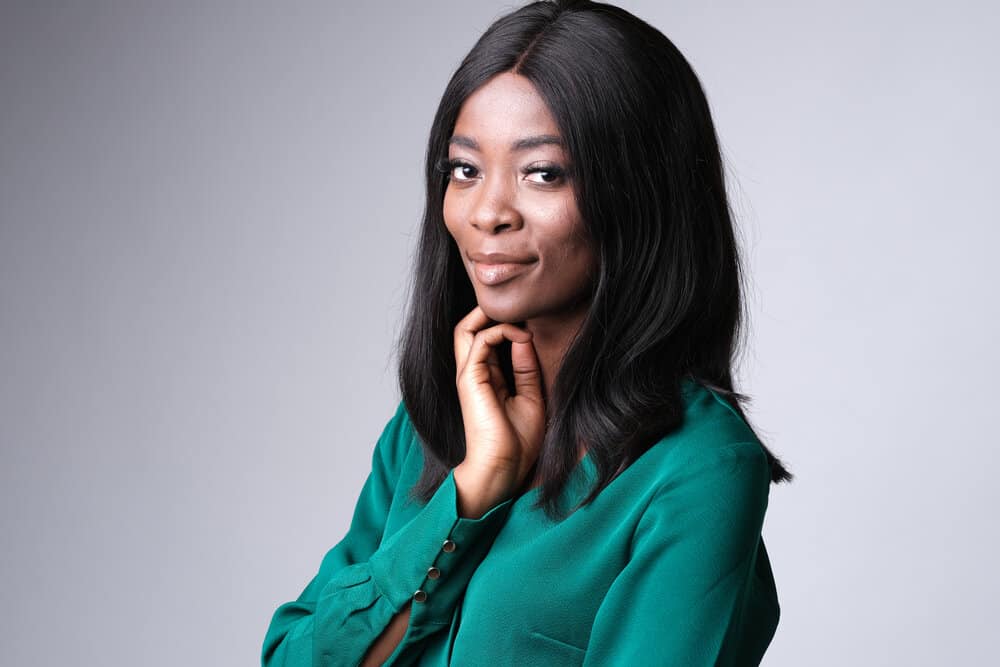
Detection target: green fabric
<box><xmin>262</xmin><ymin>379</ymin><xmax>779</xmax><ymax>666</ymax></box>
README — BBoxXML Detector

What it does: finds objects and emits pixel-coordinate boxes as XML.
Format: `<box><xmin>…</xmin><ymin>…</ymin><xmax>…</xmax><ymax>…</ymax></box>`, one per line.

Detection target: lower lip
<box><xmin>473</xmin><ymin>261</ymin><xmax>534</xmax><ymax>286</ymax></box>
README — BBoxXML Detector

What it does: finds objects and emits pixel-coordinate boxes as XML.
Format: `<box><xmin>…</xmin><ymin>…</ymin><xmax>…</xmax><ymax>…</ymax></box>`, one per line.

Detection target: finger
<box><xmin>454</xmin><ymin>306</ymin><xmax>493</xmax><ymax>373</ymax></box>
<box><xmin>510</xmin><ymin>337</ymin><xmax>543</xmax><ymax>403</ymax></box>
<box><xmin>462</xmin><ymin>324</ymin><xmax>531</xmax><ymax>383</ymax></box>
<box><xmin>487</xmin><ymin>347</ymin><xmax>510</xmax><ymax>403</ymax></box>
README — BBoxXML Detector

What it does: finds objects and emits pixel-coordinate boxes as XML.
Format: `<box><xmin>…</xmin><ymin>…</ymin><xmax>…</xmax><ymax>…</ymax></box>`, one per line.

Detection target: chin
<box><xmin>477</xmin><ymin>304</ymin><xmax>524</xmax><ymax>324</ymax></box>
<box><xmin>475</xmin><ymin>295</ymin><xmax>534</xmax><ymax>325</ymax></box>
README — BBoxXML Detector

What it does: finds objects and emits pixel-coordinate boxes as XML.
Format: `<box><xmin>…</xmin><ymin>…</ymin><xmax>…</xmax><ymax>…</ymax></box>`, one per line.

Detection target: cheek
<box><xmin>441</xmin><ymin>195</ymin><xmax>463</xmax><ymax>242</ymax></box>
<box><xmin>544</xmin><ymin>213</ymin><xmax>590</xmax><ymax>260</ymax></box>
<box><xmin>557</xmin><ymin>224</ymin><xmax>597</xmax><ymax>284</ymax></box>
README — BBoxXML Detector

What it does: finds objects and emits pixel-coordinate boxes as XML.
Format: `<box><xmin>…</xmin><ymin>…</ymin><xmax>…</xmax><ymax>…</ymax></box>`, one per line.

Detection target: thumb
<box><xmin>510</xmin><ymin>337</ymin><xmax>543</xmax><ymax>403</ymax></box>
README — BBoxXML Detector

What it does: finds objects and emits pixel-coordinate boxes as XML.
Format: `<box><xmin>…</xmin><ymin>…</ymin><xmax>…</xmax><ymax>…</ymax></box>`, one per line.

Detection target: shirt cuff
<box><xmin>369</xmin><ymin>466</ymin><xmax>515</xmax><ymax>628</ymax></box>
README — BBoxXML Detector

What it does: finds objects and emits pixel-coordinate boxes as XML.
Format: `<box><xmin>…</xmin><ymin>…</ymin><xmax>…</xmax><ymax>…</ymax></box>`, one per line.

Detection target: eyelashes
<box><xmin>434</xmin><ymin>158</ymin><xmax>473</xmax><ymax>179</ymax></box>
<box><xmin>434</xmin><ymin>157</ymin><xmax>567</xmax><ymax>185</ymax></box>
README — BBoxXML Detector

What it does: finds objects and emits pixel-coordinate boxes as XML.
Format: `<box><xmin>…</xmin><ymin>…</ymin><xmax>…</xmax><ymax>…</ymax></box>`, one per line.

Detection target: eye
<box><xmin>523</xmin><ymin>163</ymin><xmax>566</xmax><ymax>186</ymax></box>
<box><xmin>435</xmin><ymin>158</ymin><xmax>479</xmax><ymax>182</ymax></box>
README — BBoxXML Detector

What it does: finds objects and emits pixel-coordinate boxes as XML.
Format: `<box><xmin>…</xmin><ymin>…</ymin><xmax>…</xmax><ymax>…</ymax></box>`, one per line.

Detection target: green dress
<box><xmin>262</xmin><ymin>378</ymin><xmax>780</xmax><ymax>666</ymax></box>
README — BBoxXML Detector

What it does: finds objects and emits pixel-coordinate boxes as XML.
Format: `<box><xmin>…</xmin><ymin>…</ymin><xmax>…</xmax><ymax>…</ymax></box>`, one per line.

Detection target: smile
<box><xmin>472</xmin><ymin>261</ymin><xmax>535</xmax><ymax>286</ymax></box>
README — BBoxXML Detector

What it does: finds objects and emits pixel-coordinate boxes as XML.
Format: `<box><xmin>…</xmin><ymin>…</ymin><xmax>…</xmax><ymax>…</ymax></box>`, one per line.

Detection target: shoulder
<box><xmin>677</xmin><ymin>378</ymin><xmax>759</xmax><ymax>446</ymax></box>
<box><xmin>631</xmin><ymin>379</ymin><xmax>769</xmax><ymax>499</ymax></box>
<box><xmin>665</xmin><ymin>378</ymin><xmax>766</xmax><ymax>464</ymax></box>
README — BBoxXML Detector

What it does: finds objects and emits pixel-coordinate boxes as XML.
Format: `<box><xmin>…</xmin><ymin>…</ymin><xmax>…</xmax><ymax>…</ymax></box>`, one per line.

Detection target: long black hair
<box><xmin>396</xmin><ymin>0</ymin><xmax>793</xmax><ymax>521</ymax></box>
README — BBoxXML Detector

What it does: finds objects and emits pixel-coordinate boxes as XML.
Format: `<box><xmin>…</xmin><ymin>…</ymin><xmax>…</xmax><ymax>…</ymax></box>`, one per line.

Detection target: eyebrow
<box><xmin>448</xmin><ymin>134</ymin><xmax>564</xmax><ymax>152</ymax></box>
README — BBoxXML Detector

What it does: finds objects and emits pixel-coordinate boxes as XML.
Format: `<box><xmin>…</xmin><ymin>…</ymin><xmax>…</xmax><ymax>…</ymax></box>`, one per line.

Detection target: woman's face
<box><xmin>442</xmin><ymin>72</ymin><xmax>597</xmax><ymax>326</ymax></box>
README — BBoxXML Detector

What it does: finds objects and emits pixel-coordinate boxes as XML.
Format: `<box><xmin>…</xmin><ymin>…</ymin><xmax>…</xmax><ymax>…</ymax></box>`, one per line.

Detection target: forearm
<box><xmin>265</xmin><ymin>466</ymin><xmax>516</xmax><ymax>666</ymax></box>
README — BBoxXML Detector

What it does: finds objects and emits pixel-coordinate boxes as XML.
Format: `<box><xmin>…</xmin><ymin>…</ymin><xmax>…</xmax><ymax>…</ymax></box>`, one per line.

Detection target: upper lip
<box><xmin>469</xmin><ymin>251</ymin><xmax>536</xmax><ymax>264</ymax></box>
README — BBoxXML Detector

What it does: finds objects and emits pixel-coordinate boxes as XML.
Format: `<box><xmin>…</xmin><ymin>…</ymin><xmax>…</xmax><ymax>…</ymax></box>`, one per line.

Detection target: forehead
<box><xmin>452</xmin><ymin>72</ymin><xmax>561</xmax><ymax>144</ymax></box>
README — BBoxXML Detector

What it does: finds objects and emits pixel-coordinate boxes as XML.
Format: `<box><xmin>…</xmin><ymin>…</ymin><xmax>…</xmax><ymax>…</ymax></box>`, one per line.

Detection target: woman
<box><xmin>262</xmin><ymin>0</ymin><xmax>793</xmax><ymax>665</ymax></box>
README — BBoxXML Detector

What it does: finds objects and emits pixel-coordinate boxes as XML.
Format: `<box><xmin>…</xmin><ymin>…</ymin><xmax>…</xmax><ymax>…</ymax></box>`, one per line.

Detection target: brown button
<box><xmin>442</xmin><ymin>539</ymin><xmax>456</xmax><ymax>552</ymax></box>
<box><xmin>413</xmin><ymin>589</ymin><xmax>427</xmax><ymax>602</ymax></box>
<box><xmin>427</xmin><ymin>566</ymin><xmax>441</xmax><ymax>579</ymax></box>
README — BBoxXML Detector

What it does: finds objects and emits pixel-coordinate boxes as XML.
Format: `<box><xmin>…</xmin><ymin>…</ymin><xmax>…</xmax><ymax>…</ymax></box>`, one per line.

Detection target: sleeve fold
<box><xmin>262</xmin><ymin>402</ymin><xmax>514</xmax><ymax>667</ymax></box>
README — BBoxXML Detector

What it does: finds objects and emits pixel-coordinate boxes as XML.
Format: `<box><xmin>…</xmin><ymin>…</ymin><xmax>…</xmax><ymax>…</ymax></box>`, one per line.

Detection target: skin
<box><xmin>360</xmin><ymin>71</ymin><xmax>596</xmax><ymax>666</ymax></box>
<box><xmin>443</xmin><ymin>71</ymin><xmax>597</xmax><ymax>408</ymax></box>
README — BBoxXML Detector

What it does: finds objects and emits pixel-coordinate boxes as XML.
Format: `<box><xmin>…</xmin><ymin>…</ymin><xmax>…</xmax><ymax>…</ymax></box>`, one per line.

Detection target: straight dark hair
<box><xmin>396</xmin><ymin>0</ymin><xmax>793</xmax><ymax>521</ymax></box>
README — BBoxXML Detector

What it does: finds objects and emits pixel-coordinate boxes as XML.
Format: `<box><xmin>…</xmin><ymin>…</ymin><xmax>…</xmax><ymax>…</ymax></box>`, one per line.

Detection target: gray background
<box><xmin>2</xmin><ymin>1</ymin><xmax>997</xmax><ymax>665</ymax></box>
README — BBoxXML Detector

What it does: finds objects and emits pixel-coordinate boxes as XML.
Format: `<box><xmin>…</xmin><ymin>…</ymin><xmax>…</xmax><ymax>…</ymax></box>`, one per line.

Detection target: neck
<box><xmin>522</xmin><ymin>301</ymin><xmax>590</xmax><ymax>408</ymax></box>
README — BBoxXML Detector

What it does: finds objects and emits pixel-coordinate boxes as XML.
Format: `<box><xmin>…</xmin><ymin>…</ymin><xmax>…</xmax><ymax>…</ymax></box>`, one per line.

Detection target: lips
<box><xmin>468</xmin><ymin>251</ymin><xmax>536</xmax><ymax>286</ymax></box>
<box><xmin>469</xmin><ymin>251</ymin><xmax>535</xmax><ymax>264</ymax></box>
<box><xmin>472</xmin><ymin>260</ymin><xmax>534</xmax><ymax>286</ymax></box>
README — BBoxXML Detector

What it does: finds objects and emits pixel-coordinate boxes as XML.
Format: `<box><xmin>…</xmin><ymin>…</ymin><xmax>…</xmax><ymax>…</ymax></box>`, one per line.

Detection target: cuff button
<box><xmin>442</xmin><ymin>539</ymin><xmax>456</xmax><ymax>552</ymax></box>
<box><xmin>413</xmin><ymin>589</ymin><xmax>428</xmax><ymax>603</ymax></box>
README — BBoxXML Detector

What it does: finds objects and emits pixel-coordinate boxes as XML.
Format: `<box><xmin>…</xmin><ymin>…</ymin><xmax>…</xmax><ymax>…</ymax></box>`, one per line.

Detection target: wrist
<box><xmin>453</xmin><ymin>461</ymin><xmax>516</xmax><ymax>519</ymax></box>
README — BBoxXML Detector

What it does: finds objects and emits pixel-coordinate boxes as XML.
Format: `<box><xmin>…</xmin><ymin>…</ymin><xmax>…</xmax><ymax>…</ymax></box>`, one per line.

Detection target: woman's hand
<box><xmin>452</xmin><ymin>306</ymin><xmax>545</xmax><ymax>516</ymax></box>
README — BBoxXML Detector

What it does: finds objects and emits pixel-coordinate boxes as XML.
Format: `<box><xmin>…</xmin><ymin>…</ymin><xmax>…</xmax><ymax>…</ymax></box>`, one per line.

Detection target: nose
<box><xmin>468</xmin><ymin>175</ymin><xmax>523</xmax><ymax>234</ymax></box>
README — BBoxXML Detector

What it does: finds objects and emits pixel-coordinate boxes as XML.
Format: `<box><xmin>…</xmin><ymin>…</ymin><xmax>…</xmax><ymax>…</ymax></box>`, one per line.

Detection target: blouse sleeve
<box><xmin>582</xmin><ymin>441</ymin><xmax>774</xmax><ymax>667</ymax></box>
<box><xmin>261</xmin><ymin>401</ymin><xmax>516</xmax><ymax>667</ymax></box>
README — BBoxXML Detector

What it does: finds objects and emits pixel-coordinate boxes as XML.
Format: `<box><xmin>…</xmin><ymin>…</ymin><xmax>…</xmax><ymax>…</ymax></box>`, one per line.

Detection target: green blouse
<box><xmin>262</xmin><ymin>379</ymin><xmax>780</xmax><ymax>666</ymax></box>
